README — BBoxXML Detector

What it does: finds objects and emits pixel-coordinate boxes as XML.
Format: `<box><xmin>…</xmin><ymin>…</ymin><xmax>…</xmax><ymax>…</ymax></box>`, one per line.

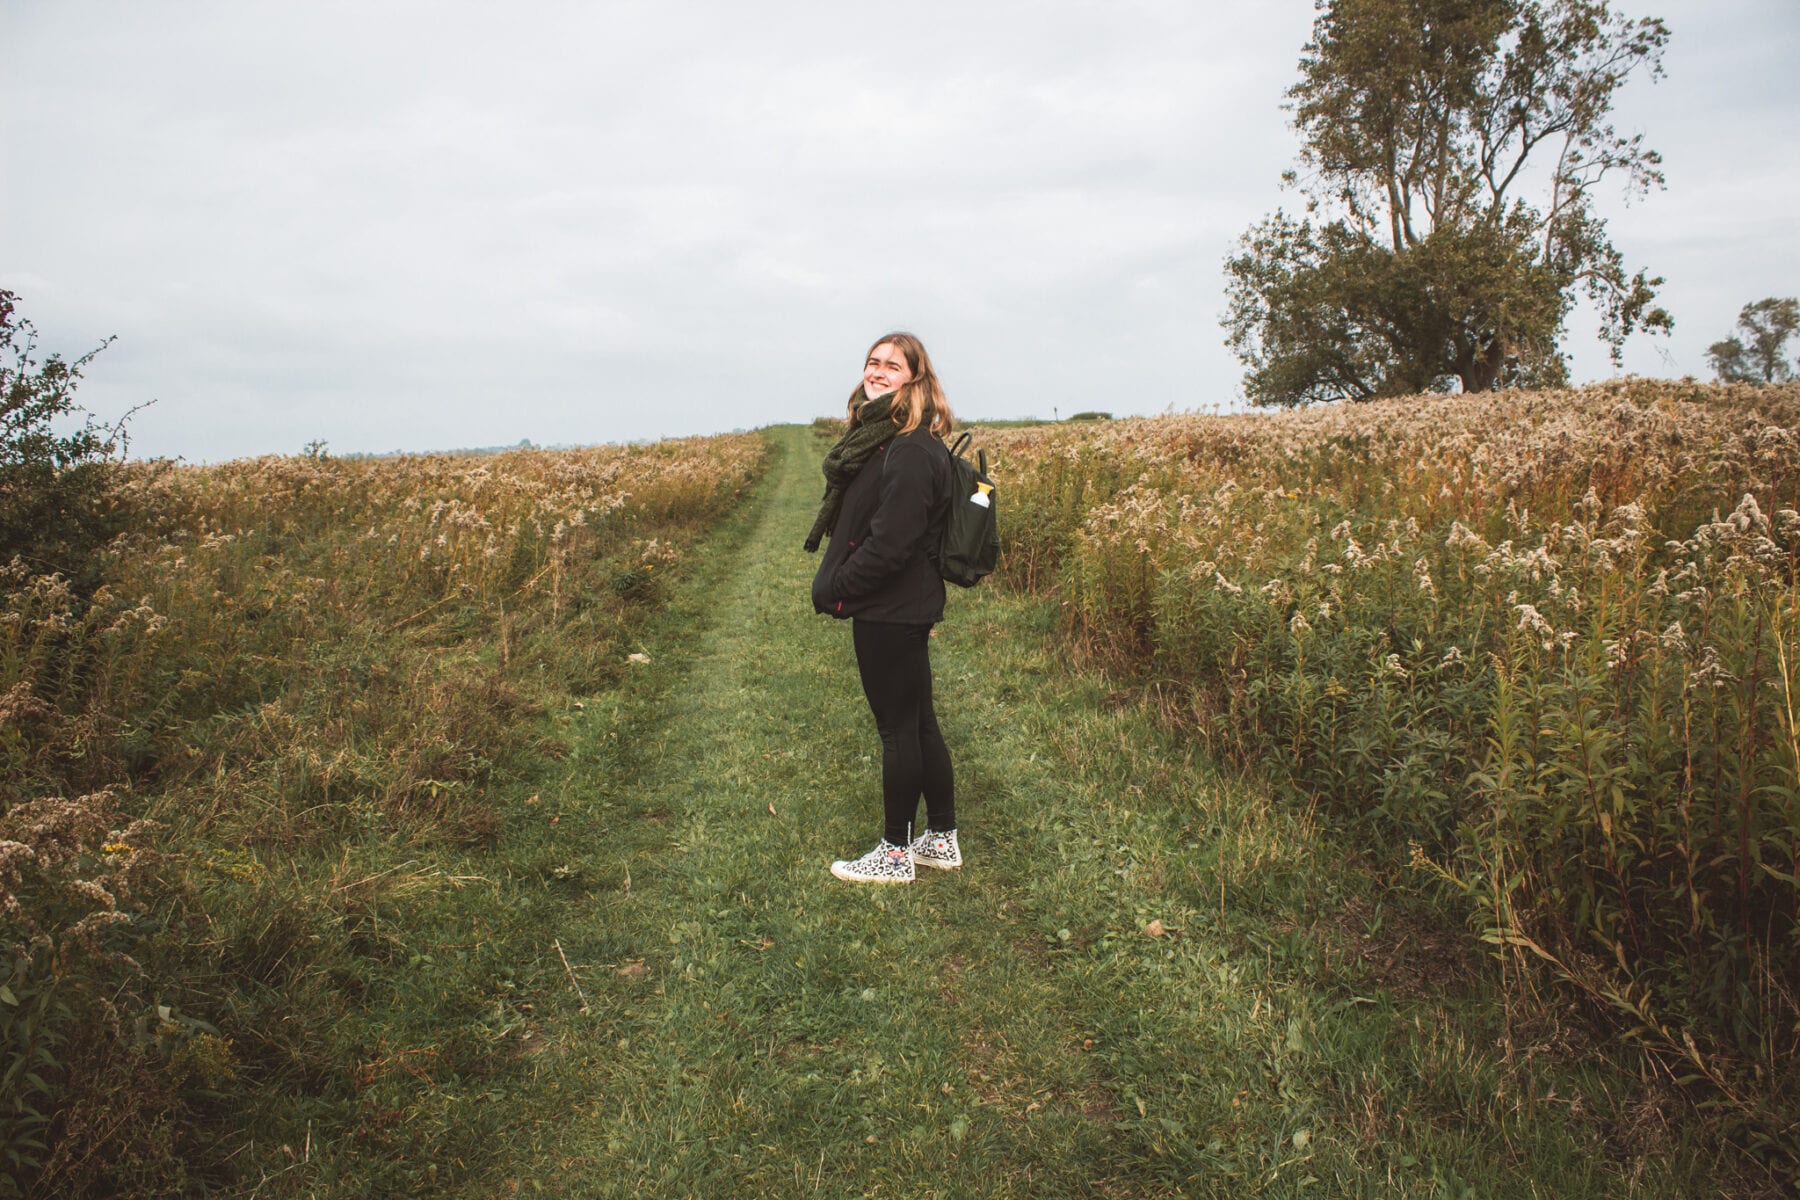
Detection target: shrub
<box><xmin>0</xmin><ymin>291</ymin><xmax>135</xmax><ymax>590</ymax></box>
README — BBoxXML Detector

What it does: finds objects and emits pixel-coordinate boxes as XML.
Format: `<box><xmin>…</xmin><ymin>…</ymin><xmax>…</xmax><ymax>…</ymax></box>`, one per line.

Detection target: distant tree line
<box><xmin>1707</xmin><ymin>296</ymin><xmax>1798</xmax><ymax>384</ymax></box>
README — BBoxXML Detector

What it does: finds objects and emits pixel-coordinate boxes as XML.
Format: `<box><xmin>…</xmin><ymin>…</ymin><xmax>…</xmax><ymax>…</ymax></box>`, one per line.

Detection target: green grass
<box><xmin>239</xmin><ymin>425</ymin><xmax>1751</xmax><ymax>1198</ymax></box>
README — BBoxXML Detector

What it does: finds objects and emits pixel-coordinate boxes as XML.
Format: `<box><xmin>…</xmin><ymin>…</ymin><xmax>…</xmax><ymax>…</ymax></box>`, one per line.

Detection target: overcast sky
<box><xmin>4</xmin><ymin>1</ymin><xmax>1796</xmax><ymax>461</ymax></box>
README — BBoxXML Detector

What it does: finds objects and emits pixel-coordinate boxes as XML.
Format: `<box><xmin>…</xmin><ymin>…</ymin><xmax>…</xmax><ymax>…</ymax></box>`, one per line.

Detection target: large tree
<box><xmin>1706</xmin><ymin>296</ymin><xmax>1798</xmax><ymax>384</ymax></box>
<box><xmin>1225</xmin><ymin>0</ymin><xmax>1672</xmax><ymax>407</ymax></box>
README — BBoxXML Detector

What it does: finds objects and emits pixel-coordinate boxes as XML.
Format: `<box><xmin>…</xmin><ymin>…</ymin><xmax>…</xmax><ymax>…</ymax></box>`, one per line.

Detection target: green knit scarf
<box><xmin>803</xmin><ymin>391</ymin><xmax>901</xmax><ymax>553</ymax></box>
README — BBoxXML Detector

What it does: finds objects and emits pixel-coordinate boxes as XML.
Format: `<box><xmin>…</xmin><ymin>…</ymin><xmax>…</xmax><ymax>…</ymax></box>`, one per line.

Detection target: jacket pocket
<box><xmin>812</xmin><ymin>559</ymin><xmax>852</xmax><ymax>617</ymax></box>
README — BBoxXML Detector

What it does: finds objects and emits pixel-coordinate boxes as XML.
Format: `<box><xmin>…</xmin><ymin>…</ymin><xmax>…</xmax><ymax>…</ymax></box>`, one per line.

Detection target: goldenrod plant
<box><xmin>1</xmin><ymin>431</ymin><xmax>763</xmax><ymax>1196</ymax></box>
<box><xmin>986</xmin><ymin>380</ymin><xmax>1800</xmax><ymax>1151</ymax></box>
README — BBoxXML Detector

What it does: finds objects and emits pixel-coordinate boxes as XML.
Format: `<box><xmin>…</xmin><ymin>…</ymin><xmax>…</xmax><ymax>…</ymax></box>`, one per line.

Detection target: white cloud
<box><xmin>2</xmin><ymin>0</ymin><xmax>1794</xmax><ymax>458</ymax></box>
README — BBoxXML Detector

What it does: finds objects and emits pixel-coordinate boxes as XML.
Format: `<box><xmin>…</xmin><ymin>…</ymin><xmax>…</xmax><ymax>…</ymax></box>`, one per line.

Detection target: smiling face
<box><xmin>862</xmin><ymin>342</ymin><xmax>914</xmax><ymax>400</ymax></box>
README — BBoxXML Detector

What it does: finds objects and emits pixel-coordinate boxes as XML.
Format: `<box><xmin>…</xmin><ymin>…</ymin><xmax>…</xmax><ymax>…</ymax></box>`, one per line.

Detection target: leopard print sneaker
<box><xmin>908</xmin><ymin>828</ymin><xmax>962</xmax><ymax>870</ymax></box>
<box><xmin>830</xmin><ymin>840</ymin><xmax>915</xmax><ymax>883</ymax></box>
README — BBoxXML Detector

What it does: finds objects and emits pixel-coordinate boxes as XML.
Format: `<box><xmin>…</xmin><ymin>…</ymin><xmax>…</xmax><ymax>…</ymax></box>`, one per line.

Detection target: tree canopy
<box><xmin>1706</xmin><ymin>297</ymin><xmax>1798</xmax><ymax>384</ymax></box>
<box><xmin>1225</xmin><ymin>0</ymin><xmax>1672</xmax><ymax>407</ymax></box>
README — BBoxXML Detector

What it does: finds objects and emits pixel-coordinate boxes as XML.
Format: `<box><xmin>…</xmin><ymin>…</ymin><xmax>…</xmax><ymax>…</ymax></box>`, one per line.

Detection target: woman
<box><xmin>806</xmin><ymin>332</ymin><xmax>962</xmax><ymax>883</ymax></box>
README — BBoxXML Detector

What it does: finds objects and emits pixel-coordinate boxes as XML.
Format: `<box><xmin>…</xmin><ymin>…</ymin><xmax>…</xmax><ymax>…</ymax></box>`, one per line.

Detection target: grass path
<box><xmin>497</xmin><ymin>426</ymin><xmax>1709</xmax><ymax>1198</ymax></box>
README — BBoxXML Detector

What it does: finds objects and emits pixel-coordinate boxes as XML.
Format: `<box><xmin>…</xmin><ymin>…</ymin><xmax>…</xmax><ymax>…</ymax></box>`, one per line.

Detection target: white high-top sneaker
<box><xmin>908</xmin><ymin>828</ymin><xmax>962</xmax><ymax>869</ymax></box>
<box><xmin>829</xmin><ymin>840</ymin><xmax>915</xmax><ymax>883</ymax></box>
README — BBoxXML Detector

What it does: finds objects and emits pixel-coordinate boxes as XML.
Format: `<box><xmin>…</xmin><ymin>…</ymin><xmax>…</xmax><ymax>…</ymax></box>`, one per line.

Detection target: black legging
<box><xmin>852</xmin><ymin>619</ymin><xmax>955</xmax><ymax>845</ymax></box>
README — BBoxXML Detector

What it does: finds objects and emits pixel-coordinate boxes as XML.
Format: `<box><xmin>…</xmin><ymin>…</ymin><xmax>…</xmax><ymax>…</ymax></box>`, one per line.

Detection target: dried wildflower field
<box><xmin>5</xmin><ymin>398</ymin><xmax>1796</xmax><ymax>1198</ymax></box>
<box><xmin>986</xmin><ymin>380</ymin><xmax>1800</xmax><ymax>1153</ymax></box>
<box><xmin>1</xmin><ymin>435</ymin><xmax>764</xmax><ymax>1194</ymax></box>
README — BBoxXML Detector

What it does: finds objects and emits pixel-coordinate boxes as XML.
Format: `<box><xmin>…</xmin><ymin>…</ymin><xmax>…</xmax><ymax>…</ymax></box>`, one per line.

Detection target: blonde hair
<box><xmin>848</xmin><ymin>332</ymin><xmax>954</xmax><ymax>437</ymax></box>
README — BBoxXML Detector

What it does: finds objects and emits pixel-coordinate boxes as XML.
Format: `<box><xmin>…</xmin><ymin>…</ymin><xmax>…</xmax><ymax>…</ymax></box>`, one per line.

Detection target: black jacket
<box><xmin>811</xmin><ymin>427</ymin><xmax>950</xmax><ymax>624</ymax></box>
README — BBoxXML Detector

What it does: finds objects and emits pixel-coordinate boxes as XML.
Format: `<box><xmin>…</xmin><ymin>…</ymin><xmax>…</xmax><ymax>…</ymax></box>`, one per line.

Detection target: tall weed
<box><xmin>0</xmin><ymin>435</ymin><xmax>764</xmax><ymax>1195</ymax></box>
<box><xmin>986</xmin><ymin>380</ymin><xmax>1800</xmax><ymax>1144</ymax></box>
